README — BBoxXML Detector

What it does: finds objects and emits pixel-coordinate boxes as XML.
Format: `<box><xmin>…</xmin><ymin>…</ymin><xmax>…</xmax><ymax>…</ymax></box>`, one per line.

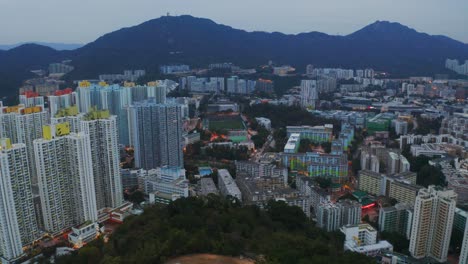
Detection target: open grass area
<box><xmin>209</xmin><ymin>119</ymin><xmax>245</xmax><ymax>130</ymax></box>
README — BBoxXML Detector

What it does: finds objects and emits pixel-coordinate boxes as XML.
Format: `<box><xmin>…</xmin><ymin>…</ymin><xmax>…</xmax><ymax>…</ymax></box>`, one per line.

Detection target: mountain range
<box><xmin>0</xmin><ymin>42</ymin><xmax>83</xmax><ymax>51</ymax></box>
<box><xmin>1</xmin><ymin>15</ymin><xmax>468</xmax><ymax>98</ymax></box>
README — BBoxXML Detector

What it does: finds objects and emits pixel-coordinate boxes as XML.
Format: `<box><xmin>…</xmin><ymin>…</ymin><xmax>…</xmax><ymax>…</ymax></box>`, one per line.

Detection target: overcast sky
<box><xmin>1</xmin><ymin>0</ymin><xmax>467</xmax><ymax>44</ymax></box>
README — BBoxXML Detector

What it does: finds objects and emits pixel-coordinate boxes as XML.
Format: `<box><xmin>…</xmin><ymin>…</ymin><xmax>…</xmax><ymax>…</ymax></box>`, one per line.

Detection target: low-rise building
<box><xmin>121</xmin><ymin>169</ymin><xmax>139</xmax><ymax>190</ymax></box>
<box><xmin>284</xmin><ymin>133</ymin><xmax>301</xmax><ymax>153</ymax></box>
<box><xmin>199</xmin><ymin>177</ymin><xmax>219</xmax><ymax>196</ymax></box>
<box><xmin>68</xmin><ymin>222</ymin><xmax>99</xmax><ymax>249</ymax></box>
<box><xmin>218</xmin><ymin>169</ymin><xmax>242</xmax><ymax>201</ymax></box>
<box><xmin>183</xmin><ymin>132</ymin><xmax>201</xmax><ymax>146</ymax></box>
<box><xmin>235</xmin><ymin>160</ymin><xmax>287</xmax><ymax>183</ymax></box>
<box><xmin>255</xmin><ymin>117</ymin><xmax>272</xmax><ymax>131</ymax></box>
<box><xmin>286</xmin><ymin>125</ymin><xmax>333</xmax><ymax>143</ymax></box>
<box><xmin>236</xmin><ymin>172</ymin><xmax>309</xmax><ymax>216</ymax></box>
<box><xmin>341</xmin><ymin>223</ymin><xmax>393</xmax><ymax>256</ymax></box>
<box><xmin>441</xmin><ymin>160</ymin><xmax>468</xmax><ymax>203</ymax></box>
<box><xmin>410</xmin><ymin>143</ymin><xmax>448</xmax><ymax>158</ymax></box>
<box><xmin>281</xmin><ymin>152</ymin><xmax>349</xmax><ymax>183</ymax></box>
<box><xmin>138</xmin><ymin>167</ymin><xmax>189</xmax><ymax>204</ymax></box>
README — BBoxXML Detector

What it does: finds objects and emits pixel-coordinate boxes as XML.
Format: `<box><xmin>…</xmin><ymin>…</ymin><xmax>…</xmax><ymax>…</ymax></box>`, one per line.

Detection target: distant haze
<box><xmin>1</xmin><ymin>0</ymin><xmax>467</xmax><ymax>44</ymax></box>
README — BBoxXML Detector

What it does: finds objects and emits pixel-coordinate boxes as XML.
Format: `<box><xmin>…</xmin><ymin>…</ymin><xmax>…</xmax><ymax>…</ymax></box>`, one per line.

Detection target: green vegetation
<box><xmin>450</xmin><ymin>228</ymin><xmax>464</xmax><ymax>254</ymax></box>
<box><xmin>245</xmin><ymin>104</ymin><xmax>341</xmax><ymax>153</ymax></box>
<box><xmin>417</xmin><ymin>164</ymin><xmax>446</xmax><ymax>187</ymax></box>
<box><xmin>380</xmin><ymin>232</ymin><xmax>410</xmax><ymax>254</ymax></box>
<box><xmin>271</xmin><ymin>75</ymin><xmax>302</xmax><ymax>96</ymax></box>
<box><xmin>250</xmin><ymin>120</ymin><xmax>270</xmax><ymax>148</ymax></box>
<box><xmin>205</xmin><ymin>145</ymin><xmax>250</xmax><ymax>161</ymax></box>
<box><xmin>128</xmin><ymin>190</ymin><xmax>145</xmax><ymax>205</ymax></box>
<box><xmin>348</xmin><ymin>128</ymin><xmax>364</xmax><ymax>161</ymax></box>
<box><xmin>209</xmin><ymin>120</ymin><xmax>245</xmax><ymax>130</ymax></box>
<box><xmin>272</xmin><ymin>128</ymin><xmax>287</xmax><ymax>152</ymax></box>
<box><xmin>313</xmin><ymin>177</ymin><xmax>332</xmax><ymax>189</ymax></box>
<box><xmin>245</xmin><ymin>104</ymin><xmax>341</xmax><ymax>134</ymax></box>
<box><xmin>402</xmin><ymin>147</ymin><xmax>446</xmax><ymax>187</ymax></box>
<box><xmin>56</xmin><ymin>196</ymin><xmax>374</xmax><ymax>264</ymax></box>
<box><xmin>414</xmin><ymin>116</ymin><xmax>443</xmax><ymax>135</ymax></box>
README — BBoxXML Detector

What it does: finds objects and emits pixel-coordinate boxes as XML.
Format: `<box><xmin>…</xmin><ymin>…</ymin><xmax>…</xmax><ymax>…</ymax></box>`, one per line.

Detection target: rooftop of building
<box><xmin>286</xmin><ymin>124</ymin><xmax>333</xmax><ymax>130</ymax></box>
<box><xmin>236</xmin><ymin>173</ymin><xmax>299</xmax><ymax>198</ymax></box>
<box><xmin>284</xmin><ymin>133</ymin><xmax>301</xmax><ymax>151</ymax></box>
<box><xmin>82</xmin><ymin>108</ymin><xmax>111</xmax><ymax>121</ymax></box>
<box><xmin>390</xmin><ymin>180</ymin><xmax>423</xmax><ymax>191</ymax></box>
<box><xmin>352</xmin><ymin>190</ymin><xmax>368</xmax><ymax>199</ymax></box>
<box><xmin>358</xmin><ymin>170</ymin><xmax>383</xmax><ymax>178</ymax></box>
<box><xmin>349</xmin><ymin>240</ymin><xmax>393</xmax><ymax>253</ymax></box>
<box><xmin>54</xmin><ymin>105</ymin><xmax>79</xmax><ymax>118</ymax></box>
<box><xmin>381</xmin><ymin>203</ymin><xmax>413</xmax><ymax>212</ymax></box>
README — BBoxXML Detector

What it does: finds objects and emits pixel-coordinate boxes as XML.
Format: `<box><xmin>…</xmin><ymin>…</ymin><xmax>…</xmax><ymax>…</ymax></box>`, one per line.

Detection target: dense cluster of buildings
<box><xmin>160</xmin><ymin>64</ymin><xmax>190</xmax><ymax>74</ymax></box>
<box><xmin>0</xmin><ymin>78</ymin><xmax>191</xmax><ymax>262</ymax></box>
<box><xmin>235</xmin><ymin>160</ymin><xmax>309</xmax><ymax>216</ymax></box>
<box><xmin>440</xmin><ymin>113</ymin><xmax>468</xmax><ymax>143</ymax></box>
<box><xmin>3</xmin><ymin>55</ymin><xmax>467</xmax><ymax>263</ymax></box>
<box><xmin>400</xmin><ymin>133</ymin><xmax>468</xmax><ymax>151</ymax></box>
<box><xmin>98</xmin><ymin>70</ymin><xmax>146</xmax><ymax>82</ymax></box>
<box><xmin>281</xmin><ymin>123</ymin><xmax>352</xmax><ymax>183</ymax></box>
<box><xmin>446</xmin><ymin>59</ymin><xmax>468</xmax><ymax>75</ymax></box>
<box><xmin>316</xmin><ymin>200</ymin><xmax>362</xmax><ymax>231</ymax></box>
<box><xmin>0</xmin><ymin>106</ymin><xmax>126</xmax><ymax>261</ymax></box>
<box><xmin>178</xmin><ymin>75</ymin><xmax>274</xmax><ymax>95</ymax></box>
<box><xmin>358</xmin><ymin>170</ymin><xmax>421</xmax><ymax>205</ymax></box>
<box><xmin>48</xmin><ymin>61</ymin><xmax>74</xmax><ymax>76</ymax></box>
<box><xmin>140</xmin><ymin>167</ymin><xmax>189</xmax><ymax>204</ymax></box>
<box><xmin>19</xmin><ymin>78</ymin><xmax>62</xmax><ymax>96</ymax></box>
<box><xmin>440</xmin><ymin>160</ymin><xmax>468</xmax><ymax>203</ymax></box>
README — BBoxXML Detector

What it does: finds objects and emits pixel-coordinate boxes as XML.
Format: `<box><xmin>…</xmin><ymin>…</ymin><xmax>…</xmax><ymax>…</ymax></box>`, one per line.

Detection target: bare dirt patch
<box><xmin>165</xmin><ymin>254</ymin><xmax>255</xmax><ymax>264</ymax></box>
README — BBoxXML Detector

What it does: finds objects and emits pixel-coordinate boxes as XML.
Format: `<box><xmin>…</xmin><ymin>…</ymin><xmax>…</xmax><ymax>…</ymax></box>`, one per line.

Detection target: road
<box><xmin>251</xmin><ymin>129</ymin><xmax>274</xmax><ymax>162</ymax></box>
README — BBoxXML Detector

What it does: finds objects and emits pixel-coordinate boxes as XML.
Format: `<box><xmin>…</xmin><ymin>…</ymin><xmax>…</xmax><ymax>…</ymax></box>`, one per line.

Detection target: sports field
<box><xmin>209</xmin><ymin>119</ymin><xmax>245</xmax><ymax>130</ymax></box>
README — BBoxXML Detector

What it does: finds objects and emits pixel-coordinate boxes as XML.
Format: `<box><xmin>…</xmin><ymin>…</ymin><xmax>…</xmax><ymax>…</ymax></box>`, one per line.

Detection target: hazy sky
<box><xmin>1</xmin><ymin>0</ymin><xmax>467</xmax><ymax>44</ymax></box>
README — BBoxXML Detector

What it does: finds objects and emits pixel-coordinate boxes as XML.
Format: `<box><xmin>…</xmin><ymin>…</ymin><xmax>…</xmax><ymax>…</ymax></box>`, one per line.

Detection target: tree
<box><xmin>128</xmin><ymin>190</ymin><xmax>145</xmax><ymax>205</ymax></box>
<box><xmin>320</xmin><ymin>142</ymin><xmax>331</xmax><ymax>153</ymax></box>
<box><xmin>78</xmin><ymin>246</ymin><xmax>102</xmax><ymax>263</ymax></box>
<box><xmin>351</xmin><ymin>158</ymin><xmax>361</xmax><ymax>174</ymax></box>
<box><xmin>58</xmin><ymin>196</ymin><xmax>374</xmax><ymax>263</ymax></box>
<box><xmin>450</xmin><ymin>229</ymin><xmax>464</xmax><ymax>254</ymax></box>
<box><xmin>298</xmin><ymin>139</ymin><xmax>313</xmax><ymax>153</ymax></box>
<box><xmin>314</xmin><ymin>177</ymin><xmax>332</xmax><ymax>189</ymax></box>
<box><xmin>417</xmin><ymin>164</ymin><xmax>446</xmax><ymax>187</ymax></box>
<box><xmin>380</xmin><ymin>232</ymin><xmax>409</xmax><ymax>254</ymax></box>
<box><xmin>414</xmin><ymin>116</ymin><xmax>443</xmax><ymax>135</ymax></box>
